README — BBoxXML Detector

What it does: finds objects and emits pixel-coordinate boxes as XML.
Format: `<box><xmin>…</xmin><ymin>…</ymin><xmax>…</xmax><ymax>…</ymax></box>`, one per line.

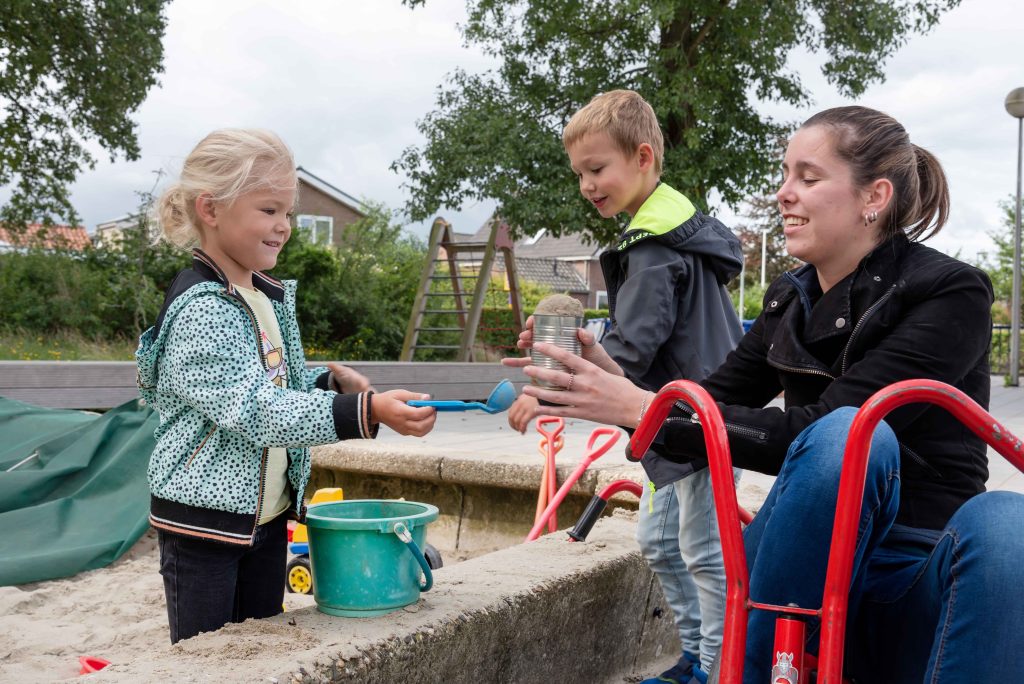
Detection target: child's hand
<box><xmin>508</xmin><ymin>394</ymin><xmax>539</xmax><ymax>434</ymax></box>
<box><xmin>371</xmin><ymin>390</ymin><xmax>436</xmax><ymax>437</ymax></box>
<box><xmin>326</xmin><ymin>362</ymin><xmax>375</xmax><ymax>394</ymax></box>
<box><xmin>576</xmin><ymin>329</ymin><xmax>624</xmax><ymax>376</ymax></box>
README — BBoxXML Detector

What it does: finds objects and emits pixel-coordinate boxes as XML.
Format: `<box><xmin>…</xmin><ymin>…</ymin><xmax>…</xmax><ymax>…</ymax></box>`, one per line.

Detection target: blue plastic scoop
<box><xmin>407</xmin><ymin>379</ymin><xmax>517</xmax><ymax>414</ymax></box>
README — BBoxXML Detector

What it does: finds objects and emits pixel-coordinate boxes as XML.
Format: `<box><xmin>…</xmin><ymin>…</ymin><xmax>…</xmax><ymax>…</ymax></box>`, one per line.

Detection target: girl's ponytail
<box><xmin>155</xmin><ymin>129</ymin><xmax>296</xmax><ymax>250</ymax></box>
<box><xmin>157</xmin><ymin>184</ymin><xmax>198</xmax><ymax>248</ymax></box>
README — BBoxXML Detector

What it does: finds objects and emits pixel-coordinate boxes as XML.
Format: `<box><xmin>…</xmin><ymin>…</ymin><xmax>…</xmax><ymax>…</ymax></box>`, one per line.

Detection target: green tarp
<box><xmin>0</xmin><ymin>396</ymin><xmax>158</xmax><ymax>586</ymax></box>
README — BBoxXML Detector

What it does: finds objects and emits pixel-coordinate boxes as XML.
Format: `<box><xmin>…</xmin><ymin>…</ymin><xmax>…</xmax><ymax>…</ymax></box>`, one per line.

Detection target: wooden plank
<box><xmin>0</xmin><ymin>361</ymin><xmax>530</xmax><ymax>409</ymax></box>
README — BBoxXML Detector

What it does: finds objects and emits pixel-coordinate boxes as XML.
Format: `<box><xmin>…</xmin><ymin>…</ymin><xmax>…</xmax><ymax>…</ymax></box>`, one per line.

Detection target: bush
<box><xmin>274</xmin><ymin>202</ymin><xmax>425</xmax><ymax>360</ymax></box>
<box><xmin>0</xmin><ymin>232</ymin><xmax>189</xmax><ymax>341</ymax></box>
<box><xmin>0</xmin><ymin>202</ymin><xmax>425</xmax><ymax>361</ymax></box>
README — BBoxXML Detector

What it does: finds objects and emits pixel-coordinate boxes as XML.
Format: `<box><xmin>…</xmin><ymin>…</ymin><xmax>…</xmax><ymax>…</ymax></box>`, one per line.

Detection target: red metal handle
<box><xmin>629</xmin><ymin>380</ymin><xmax>748</xmax><ymax>683</ymax></box>
<box><xmin>597</xmin><ymin>478</ymin><xmax>644</xmax><ymax>500</ymax></box>
<box><xmin>816</xmin><ymin>380</ymin><xmax>1024</xmax><ymax>683</ymax></box>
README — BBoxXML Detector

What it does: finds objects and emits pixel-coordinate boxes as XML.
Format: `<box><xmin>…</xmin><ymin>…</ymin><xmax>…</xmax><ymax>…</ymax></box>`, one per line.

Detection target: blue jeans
<box><xmin>742</xmin><ymin>407</ymin><xmax>1024</xmax><ymax>683</ymax></box>
<box><xmin>638</xmin><ymin>467</ymin><xmax>729</xmax><ymax>672</ymax></box>
<box><xmin>158</xmin><ymin>514</ymin><xmax>287</xmax><ymax>643</ymax></box>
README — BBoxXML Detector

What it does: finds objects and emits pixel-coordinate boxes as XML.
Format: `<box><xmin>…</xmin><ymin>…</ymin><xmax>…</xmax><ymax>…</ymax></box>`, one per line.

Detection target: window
<box><xmin>296</xmin><ymin>214</ymin><xmax>334</xmax><ymax>246</ymax></box>
<box><xmin>595</xmin><ymin>290</ymin><xmax>609</xmax><ymax>309</ymax></box>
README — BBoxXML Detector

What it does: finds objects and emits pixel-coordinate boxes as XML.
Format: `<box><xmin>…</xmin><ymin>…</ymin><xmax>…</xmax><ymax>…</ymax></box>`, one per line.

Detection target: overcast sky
<box><xmin>61</xmin><ymin>0</ymin><xmax>1024</xmax><ymax>261</ymax></box>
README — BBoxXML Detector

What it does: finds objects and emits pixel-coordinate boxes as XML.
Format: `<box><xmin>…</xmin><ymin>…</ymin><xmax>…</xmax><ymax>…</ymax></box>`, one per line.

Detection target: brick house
<box><xmin>468</xmin><ymin>217</ymin><xmax>610</xmax><ymax>309</ymax></box>
<box><xmin>94</xmin><ymin>167</ymin><xmax>367</xmax><ymax>250</ymax></box>
<box><xmin>294</xmin><ymin>166</ymin><xmax>366</xmax><ymax>247</ymax></box>
<box><xmin>0</xmin><ymin>223</ymin><xmax>91</xmax><ymax>252</ymax></box>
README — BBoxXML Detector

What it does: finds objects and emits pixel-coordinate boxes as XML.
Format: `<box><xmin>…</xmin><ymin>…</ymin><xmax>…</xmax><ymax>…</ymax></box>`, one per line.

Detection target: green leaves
<box><xmin>0</xmin><ymin>0</ymin><xmax>169</xmax><ymax>227</ymax></box>
<box><xmin>396</xmin><ymin>0</ymin><xmax>960</xmax><ymax>242</ymax></box>
<box><xmin>274</xmin><ymin>202</ymin><xmax>427</xmax><ymax>360</ymax></box>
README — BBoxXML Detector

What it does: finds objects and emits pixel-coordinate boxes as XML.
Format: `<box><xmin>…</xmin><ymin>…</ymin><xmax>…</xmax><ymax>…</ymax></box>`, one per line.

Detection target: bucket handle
<box><xmin>393</xmin><ymin>522</ymin><xmax>433</xmax><ymax>592</ymax></box>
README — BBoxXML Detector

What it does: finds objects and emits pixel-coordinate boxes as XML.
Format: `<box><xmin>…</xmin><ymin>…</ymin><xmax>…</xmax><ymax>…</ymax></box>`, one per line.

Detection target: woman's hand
<box><xmin>513</xmin><ymin>315</ymin><xmax>624</xmax><ymax>376</ymax></box>
<box><xmin>370</xmin><ymin>390</ymin><xmax>436</xmax><ymax>437</ymax></box>
<box><xmin>502</xmin><ymin>341</ymin><xmax>647</xmax><ymax>428</ymax></box>
<box><xmin>326</xmin><ymin>362</ymin><xmax>375</xmax><ymax>394</ymax></box>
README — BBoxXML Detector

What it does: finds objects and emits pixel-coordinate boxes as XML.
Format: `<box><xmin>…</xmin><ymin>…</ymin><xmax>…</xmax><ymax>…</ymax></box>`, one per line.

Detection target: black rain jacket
<box><xmin>657</xmin><ymin>234</ymin><xmax>993</xmax><ymax>530</ymax></box>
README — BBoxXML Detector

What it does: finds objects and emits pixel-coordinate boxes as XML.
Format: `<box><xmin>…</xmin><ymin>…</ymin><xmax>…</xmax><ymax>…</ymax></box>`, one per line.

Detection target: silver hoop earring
<box><xmin>869</xmin><ymin>210</ymin><xmax>879</xmax><ymax>224</ymax></box>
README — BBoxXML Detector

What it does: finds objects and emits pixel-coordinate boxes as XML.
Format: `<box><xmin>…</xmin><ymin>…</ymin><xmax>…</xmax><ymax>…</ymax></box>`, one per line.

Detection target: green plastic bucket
<box><xmin>303</xmin><ymin>499</ymin><xmax>439</xmax><ymax>617</ymax></box>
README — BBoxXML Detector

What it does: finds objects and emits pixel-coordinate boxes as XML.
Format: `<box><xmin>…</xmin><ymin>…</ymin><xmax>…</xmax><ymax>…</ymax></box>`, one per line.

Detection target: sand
<box><xmin>533</xmin><ymin>294</ymin><xmax>585</xmax><ymax>317</ymax></box>
<box><xmin>0</xmin><ymin>484</ymin><xmax>769</xmax><ymax>683</ymax></box>
<box><xmin>0</xmin><ymin>528</ymin><xmax>316</xmax><ymax>682</ymax></box>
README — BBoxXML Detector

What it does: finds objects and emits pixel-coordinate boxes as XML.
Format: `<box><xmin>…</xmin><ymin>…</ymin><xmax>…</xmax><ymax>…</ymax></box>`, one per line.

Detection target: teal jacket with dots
<box><xmin>136</xmin><ymin>249</ymin><xmax>374</xmax><ymax>545</ymax></box>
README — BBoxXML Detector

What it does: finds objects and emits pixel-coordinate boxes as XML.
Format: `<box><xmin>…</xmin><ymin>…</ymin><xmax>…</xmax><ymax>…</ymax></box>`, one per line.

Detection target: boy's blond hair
<box><xmin>157</xmin><ymin>129</ymin><xmax>297</xmax><ymax>249</ymax></box>
<box><xmin>562</xmin><ymin>90</ymin><xmax>664</xmax><ymax>175</ymax></box>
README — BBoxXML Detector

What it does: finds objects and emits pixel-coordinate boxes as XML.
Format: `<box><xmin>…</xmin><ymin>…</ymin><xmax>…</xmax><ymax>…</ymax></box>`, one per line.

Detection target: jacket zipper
<box><xmin>768</xmin><ymin>359</ymin><xmax>836</xmax><ymax>380</ymax></box>
<box><xmin>184</xmin><ymin>423</ymin><xmax>217</xmax><ymax>469</ymax></box>
<box><xmin>841</xmin><ymin>285</ymin><xmax>897</xmax><ymax>374</ymax></box>
<box><xmin>669</xmin><ymin>402</ymin><xmax>769</xmax><ymax>442</ymax></box>
<box><xmin>228</xmin><ymin>289</ymin><xmax>273</xmax><ymax>534</ymax></box>
<box><xmin>230</xmin><ymin>291</ymin><xmax>270</xmax><ymax>371</ymax></box>
<box><xmin>253</xmin><ymin>447</ymin><xmax>270</xmax><ymax>528</ymax></box>
<box><xmin>900</xmin><ymin>443</ymin><xmax>943</xmax><ymax>478</ymax></box>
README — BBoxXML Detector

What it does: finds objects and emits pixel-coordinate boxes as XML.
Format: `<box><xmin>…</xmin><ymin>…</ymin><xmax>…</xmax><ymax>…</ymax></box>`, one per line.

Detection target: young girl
<box><xmin>136</xmin><ymin>129</ymin><xmax>436</xmax><ymax>644</ymax></box>
<box><xmin>506</xmin><ymin>106</ymin><xmax>1024</xmax><ymax>681</ymax></box>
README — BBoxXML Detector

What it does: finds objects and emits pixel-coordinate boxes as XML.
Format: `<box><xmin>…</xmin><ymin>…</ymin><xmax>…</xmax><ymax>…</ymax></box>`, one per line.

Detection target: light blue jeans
<box><xmin>742</xmin><ymin>406</ymin><xmax>1024</xmax><ymax>683</ymax></box>
<box><xmin>638</xmin><ymin>467</ymin><xmax>731</xmax><ymax>672</ymax></box>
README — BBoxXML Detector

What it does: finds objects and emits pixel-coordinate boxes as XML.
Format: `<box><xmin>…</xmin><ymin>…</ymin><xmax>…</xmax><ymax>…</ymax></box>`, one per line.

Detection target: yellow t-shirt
<box><xmin>235</xmin><ymin>284</ymin><xmax>292</xmax><ymax>525</ymax></box>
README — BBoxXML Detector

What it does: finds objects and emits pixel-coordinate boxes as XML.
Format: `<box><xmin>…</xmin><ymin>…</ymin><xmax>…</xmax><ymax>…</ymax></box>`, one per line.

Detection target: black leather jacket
<box><xmin>658</xmin><ymin>234</ymin><xmax>994</xmax><ymax>530</ymax></box>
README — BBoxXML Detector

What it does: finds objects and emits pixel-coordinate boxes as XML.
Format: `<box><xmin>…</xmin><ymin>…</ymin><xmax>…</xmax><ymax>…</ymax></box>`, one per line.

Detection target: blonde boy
<box><xmin>516</xmin><ymin>90</ymin><xmax>743</xmax><ymax>683</ymax></box>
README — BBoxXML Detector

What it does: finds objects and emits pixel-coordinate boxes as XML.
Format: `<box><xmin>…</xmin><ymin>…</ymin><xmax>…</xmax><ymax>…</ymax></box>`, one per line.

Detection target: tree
<box><xmin>972</xmin><ymin>198</ymin><xmax>1018</xmax><ymax>324</ymax></box>
<box><xmin>734</xmin><ymin>194</ymin><xmax>801</xmax><ymax>289</ymax></box>
<box><xmin>396</xmin><ymin>0</ymin><xmax>960</xmax><ymax>244</ymax></box>
<box><xmin>0</xmin><ymin>0</ymin><xmax>169</xmax><ymax>228</ymax></box>
<box><xmin>273</xmin><ymin>202</ymin><xmax>427</xmax><ymax>360</ymax></box>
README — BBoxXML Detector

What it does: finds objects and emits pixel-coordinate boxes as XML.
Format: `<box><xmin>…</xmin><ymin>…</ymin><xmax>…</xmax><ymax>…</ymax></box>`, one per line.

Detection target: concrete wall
<box><xmin>307</xmin><ymin>441</ymin><xmax>644</xmax><ymax>562</ymax></box>
<box><xmin>101</xmin><ymin>517</ymin><xmax>679</xmax><ymax>683</ymax></box>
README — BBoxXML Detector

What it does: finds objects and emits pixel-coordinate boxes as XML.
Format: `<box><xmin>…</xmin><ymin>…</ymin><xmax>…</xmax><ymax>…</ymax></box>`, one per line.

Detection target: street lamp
<box><xmin>760</xmin><ymin>228</ymin><xmax>770</xmax><ymax>288</ymax></box>
<box><xmin>1006</xmin><ymin>87</ymin><xmax>1024</xmax><ymax>386</ymax></box>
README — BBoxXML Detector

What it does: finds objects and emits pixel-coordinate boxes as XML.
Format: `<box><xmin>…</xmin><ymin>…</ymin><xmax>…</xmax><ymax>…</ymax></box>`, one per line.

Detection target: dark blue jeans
<box><xmin>158</xmin><ymin>514</ymin><xmax>287</xmax><ymax>644</ymax></box>
<box><xmin>742</xmin><ymin>407</ymin><xmax>1024</xmax><ymax>683</ymax></box>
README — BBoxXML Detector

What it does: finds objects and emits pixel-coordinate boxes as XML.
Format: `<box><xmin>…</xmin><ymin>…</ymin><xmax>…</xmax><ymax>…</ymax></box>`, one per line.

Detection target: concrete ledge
<box><xmin>100</xmin><ymin>516</ymin><xmax>677</xmax><ymax>683</ymax></box>
<box><xmin>311</xmin><ymin>440</ymin><xmax>645</xmax><ymax>503</ymax></box>
<box><xmin>308</xmin><ymin>441</ymin><xmax>647</xmax><ymax>560</ymax></box>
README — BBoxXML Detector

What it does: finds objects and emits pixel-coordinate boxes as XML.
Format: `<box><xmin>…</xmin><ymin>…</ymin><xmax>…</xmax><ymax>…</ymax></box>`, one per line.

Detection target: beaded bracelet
<box><xmin>637</xmin><ymin>391</ymin><xmax>653</xmax><ymax>428</ymax></box>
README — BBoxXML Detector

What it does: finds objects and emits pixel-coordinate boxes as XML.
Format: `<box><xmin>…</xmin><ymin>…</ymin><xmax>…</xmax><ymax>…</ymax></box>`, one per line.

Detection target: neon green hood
<box><xmin>627</xmin><ymin>183</ymin><xmax>697</xmax><ymax>236</ymax></box>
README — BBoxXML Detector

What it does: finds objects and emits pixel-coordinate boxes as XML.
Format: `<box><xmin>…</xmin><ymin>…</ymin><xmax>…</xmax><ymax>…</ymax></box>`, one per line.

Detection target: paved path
<box><xmin>378</xmin><ymin>376</ymin><xmax>1024</xmax><ymax>500</ymax></box>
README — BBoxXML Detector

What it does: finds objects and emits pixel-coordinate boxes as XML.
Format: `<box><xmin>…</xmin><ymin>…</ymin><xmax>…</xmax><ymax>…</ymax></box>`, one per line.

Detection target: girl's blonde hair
<box><xmin>157</xmin><ymin>129</ymin><xmax>297</xmax><ymax>248</ymax></box>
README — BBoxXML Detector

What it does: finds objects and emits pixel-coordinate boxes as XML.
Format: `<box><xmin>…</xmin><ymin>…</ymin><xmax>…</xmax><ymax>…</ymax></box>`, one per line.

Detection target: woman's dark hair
<box><xmin>802</xmin><ymin>106</ymin><xmax>949</xmax><ymax>242</ymax></box>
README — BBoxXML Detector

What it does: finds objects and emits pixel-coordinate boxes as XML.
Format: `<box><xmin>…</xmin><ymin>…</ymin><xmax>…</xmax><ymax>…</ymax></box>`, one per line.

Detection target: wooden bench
<box><xmin>0</xmin><ymin>361</ymin><xmax>529</xmax><ymax>410</ymax></box>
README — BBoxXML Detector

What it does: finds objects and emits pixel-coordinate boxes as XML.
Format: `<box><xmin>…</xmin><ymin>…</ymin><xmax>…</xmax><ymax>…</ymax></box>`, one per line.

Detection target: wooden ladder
<box><xmin>401</xmin><ymin>218</ymin><xmax>524</xmax><ymax>361</ymax></box>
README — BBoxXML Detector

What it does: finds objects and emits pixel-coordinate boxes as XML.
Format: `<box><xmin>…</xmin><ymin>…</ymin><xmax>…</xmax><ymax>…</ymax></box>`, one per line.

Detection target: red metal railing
<box><xmin>629</xmin><ymin>378</ymin><xmax>1024</xmax><ymax>684</ymax></box>
<box><xmin>630</xmin><ymin>380</ymin><xmax>749</xmax><ymax>681</ymax></box>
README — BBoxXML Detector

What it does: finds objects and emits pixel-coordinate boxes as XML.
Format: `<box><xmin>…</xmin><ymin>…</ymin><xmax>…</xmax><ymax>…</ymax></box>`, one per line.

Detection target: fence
<box><xmin>0</xmin><ymin>361</ymin><xmax>529</xmax><ymax>411</ymax></box>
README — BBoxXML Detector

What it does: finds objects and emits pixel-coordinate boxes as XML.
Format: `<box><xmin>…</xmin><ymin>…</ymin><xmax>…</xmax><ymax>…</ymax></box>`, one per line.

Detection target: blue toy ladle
<box><xmin>407</xmin><ymin>379</ymin><xmax>517</xmax><ymax>414</ymax></box>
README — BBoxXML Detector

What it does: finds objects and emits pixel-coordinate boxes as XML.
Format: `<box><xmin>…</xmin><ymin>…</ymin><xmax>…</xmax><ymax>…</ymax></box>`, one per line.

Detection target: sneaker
<box><xmin>642</xmin><ymin>652</ymin><xmax>706</xmax><ymax>684</ymax></box>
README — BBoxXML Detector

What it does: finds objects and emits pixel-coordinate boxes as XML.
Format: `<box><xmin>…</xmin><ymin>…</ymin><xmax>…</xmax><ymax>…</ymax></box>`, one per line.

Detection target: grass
<box><xmin>1</xmin><ymin>329</ymin><xmax>348</xmax><ymax>362</ymax></box>
<box><xmin>0</xmin><ymin>328</ymin><xmax>137</xmax><ymax>361</ymax></box>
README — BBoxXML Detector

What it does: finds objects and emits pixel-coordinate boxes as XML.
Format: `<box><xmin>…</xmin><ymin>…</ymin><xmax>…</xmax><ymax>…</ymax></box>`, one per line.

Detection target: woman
<box><xmin>505</xmin><ymin>106</ymin><xmax>1024</xmax><ymax>682</ymax></box>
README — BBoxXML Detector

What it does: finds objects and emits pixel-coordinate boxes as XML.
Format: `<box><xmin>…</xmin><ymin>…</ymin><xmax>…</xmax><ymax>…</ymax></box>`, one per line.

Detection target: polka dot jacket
<box><xmin>136</xmin><ymin>250</ymin><xmax>375</xmax><ymax>545</ymax></box>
